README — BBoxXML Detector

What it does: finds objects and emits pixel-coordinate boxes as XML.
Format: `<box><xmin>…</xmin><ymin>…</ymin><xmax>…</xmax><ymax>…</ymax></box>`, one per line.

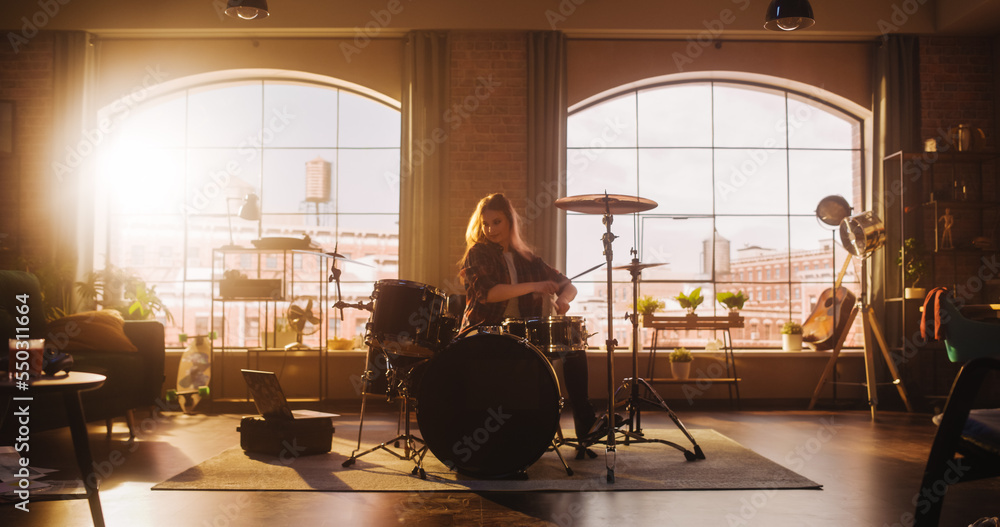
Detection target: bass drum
<box><xmin>416</xmin><ymin>332</ymin><xmax>561</xmax><ymax>479</ymax></box>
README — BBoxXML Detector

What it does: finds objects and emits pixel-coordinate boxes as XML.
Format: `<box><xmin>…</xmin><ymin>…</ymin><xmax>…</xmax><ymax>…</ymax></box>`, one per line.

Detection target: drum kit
<box><xmin>337</xmin><ymin>192</ymin><xmax>703</xmax><ymax>482</ymax></box>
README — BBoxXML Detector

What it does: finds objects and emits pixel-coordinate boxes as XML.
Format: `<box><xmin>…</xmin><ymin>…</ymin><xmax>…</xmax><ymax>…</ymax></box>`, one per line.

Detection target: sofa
<box><xmin>0</xmin><ymin>270</ymin><xmax>165</xmax><ymax>441</ymax></box>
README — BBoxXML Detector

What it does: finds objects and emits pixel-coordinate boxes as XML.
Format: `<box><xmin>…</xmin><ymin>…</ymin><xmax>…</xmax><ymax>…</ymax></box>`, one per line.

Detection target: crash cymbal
<box><xmin>323</xmin><ymin>252</ymin><xmax>373</xmax><ymax>268</ymax></box>
<box><xmin>555</xmin><ymin>194</ymin><xmax>658</xmax><ymax>215</ymax></box>
<box><xmin>612</xmin><ymin>261</ymin><xmax>667</xmax><ymax>272</ymax></box>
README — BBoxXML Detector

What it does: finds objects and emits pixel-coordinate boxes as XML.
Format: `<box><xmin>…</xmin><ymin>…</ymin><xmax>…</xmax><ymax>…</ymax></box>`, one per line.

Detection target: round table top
<box><xmin>0</xmin><ymin>371</ymin><xmax>106</xmax><ymax>394</ymax></box>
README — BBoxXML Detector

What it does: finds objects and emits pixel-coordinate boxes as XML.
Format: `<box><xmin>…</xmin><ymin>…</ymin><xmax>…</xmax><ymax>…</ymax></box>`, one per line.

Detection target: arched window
<box><xmin>566</xmin><ymin>76</ymin><xmax>866</xmax><ymax>349</ymax></box>
<box><xmin>96</xmin><ymin>74</ymin><xmax>400</xmax><ymax>346</ymax></box>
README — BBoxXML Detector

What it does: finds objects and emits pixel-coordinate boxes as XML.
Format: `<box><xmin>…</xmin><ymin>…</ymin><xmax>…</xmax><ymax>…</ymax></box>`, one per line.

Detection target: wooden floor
<box><xmin>2</xmin><ymin>403</ymin><xmax>998</xmax><ymax>527</ymax></box>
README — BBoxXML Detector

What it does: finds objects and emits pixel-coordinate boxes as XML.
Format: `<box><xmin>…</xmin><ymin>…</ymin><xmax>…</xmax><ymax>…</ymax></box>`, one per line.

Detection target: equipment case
<box><xmin>237</xmin><ymin>416</ymin><xmax>335</xmax><ymax>456</ymax></box>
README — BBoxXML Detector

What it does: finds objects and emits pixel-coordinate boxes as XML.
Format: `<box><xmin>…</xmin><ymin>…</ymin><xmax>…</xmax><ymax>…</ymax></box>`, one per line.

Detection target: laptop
<box><xmin>240</xmin><ymin>369</ymin><xmax>339</xmax><ymax>422</ymax></box>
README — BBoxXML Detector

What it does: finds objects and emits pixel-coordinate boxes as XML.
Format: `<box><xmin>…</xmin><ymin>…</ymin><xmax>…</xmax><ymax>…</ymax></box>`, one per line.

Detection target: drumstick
<box><xmin>568</xmin><ymin>262</ymin><xmax>606</xmax><ymax>282</ymax></box>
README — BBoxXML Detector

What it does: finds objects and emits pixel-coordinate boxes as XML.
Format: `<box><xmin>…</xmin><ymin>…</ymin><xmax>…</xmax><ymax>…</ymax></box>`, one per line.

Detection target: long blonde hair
<box><xmin>462</xmin><ymin>193</ymin><xmax>534</xmax><ymax>262</ymax></box>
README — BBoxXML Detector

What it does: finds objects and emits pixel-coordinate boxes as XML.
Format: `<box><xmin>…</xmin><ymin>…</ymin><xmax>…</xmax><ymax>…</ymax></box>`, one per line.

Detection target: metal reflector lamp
<box><xmin>764</xmin><ymin>0</ymin><xmax>815</xmax><ymax>31</ymax></box>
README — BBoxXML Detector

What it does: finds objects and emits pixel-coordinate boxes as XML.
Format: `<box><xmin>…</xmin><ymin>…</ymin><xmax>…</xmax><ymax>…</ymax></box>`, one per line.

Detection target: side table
<box><xmin>643</xmin><ymin>313</ymin><xmax>743</xmax><ymax>409</ymax></box>
<box><xmin>0</xmin><ymin>372</ymin><xmax>107</xmax><ymax>527</ymax></box>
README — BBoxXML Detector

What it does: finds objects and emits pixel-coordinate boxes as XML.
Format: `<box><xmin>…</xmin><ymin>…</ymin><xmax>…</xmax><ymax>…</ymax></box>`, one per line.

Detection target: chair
<box><xmin>938</xmin><ymin>294</ymin><xmax>1000</xmax><ymax>362</ymax></box>
<box><xmin>914</xmin><ymin>357</ymin><xmax>1000</xmax><ymax>526</ymax></box>
<box><xmin>0</xmin><ymin>270</ymin><xmax>165</xmax><ymax>441</ymax></box>
<box><xmin>914</xmin><ymin>289</ymin><xmax>1000</xmax><ymax>526</ymax></box>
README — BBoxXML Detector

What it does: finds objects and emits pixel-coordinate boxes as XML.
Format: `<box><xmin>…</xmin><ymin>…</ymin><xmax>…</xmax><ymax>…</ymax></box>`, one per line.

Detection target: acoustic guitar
<box><xmin>801</xmin><ymin>258</ymin><xmax>857</xmax><ymax>350</ymax></box>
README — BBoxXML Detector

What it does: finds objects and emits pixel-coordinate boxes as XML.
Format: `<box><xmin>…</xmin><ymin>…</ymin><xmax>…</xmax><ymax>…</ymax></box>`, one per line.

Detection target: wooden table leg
<box><xmin>63</xmin><ymin>390</ymin><xmax>105</xmax><ymax>527</ymax></box>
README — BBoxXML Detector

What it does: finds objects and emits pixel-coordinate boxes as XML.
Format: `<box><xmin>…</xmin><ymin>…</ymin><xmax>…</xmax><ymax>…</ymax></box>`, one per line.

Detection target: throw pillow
<box><xmin>46</xmin><ymin>310</ymin><xmax>138</xmax><ymax>353</ymax></box>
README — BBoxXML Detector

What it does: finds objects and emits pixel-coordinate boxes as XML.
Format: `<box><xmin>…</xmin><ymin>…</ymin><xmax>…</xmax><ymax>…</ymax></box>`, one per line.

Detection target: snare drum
<box><xmin>367</xmin><ymin>279</ymin><xmax>457</xmax><ymax>358</ymax></box>
<box><xmin>416</xmin><ymin>332</ymin><xmax>561</xmax><ymax>479</ymax></box>
<box><xmin>502</xmin><ymin>316</ymin><xmax>589</xmax><ymax>355</ymax></box>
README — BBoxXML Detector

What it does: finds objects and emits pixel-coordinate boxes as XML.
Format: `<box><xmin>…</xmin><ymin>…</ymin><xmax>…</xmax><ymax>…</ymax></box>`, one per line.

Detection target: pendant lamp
<box><xmin>764</xmin><ymin>0</ymin><xmax>815</xmax><ymax>31</ymax></box>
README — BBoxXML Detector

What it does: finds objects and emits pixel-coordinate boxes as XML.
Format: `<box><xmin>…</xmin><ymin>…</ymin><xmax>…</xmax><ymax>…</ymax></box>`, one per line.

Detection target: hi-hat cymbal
<box><xmin>555</xmin><ymin>194</ymin><xmax>658</xmax><ymax>215</ymax></box>
<box><xmin>612</xmin><ymin>261</ymin><xmax>667</xmax><ymax>272</ymax></box>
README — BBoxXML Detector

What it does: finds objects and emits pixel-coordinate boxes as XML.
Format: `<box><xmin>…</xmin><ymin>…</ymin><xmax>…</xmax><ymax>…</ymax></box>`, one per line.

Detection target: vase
<box><xmin>670</xmin><ymin>361</ymin><xmax>691</xmax><ymax>380</ymax></box>
<box><xmin>904</xmin><ymin>287</ymin><xmax>927</xmax><ymax>300</ymax></box>
<box><xmin>782</xmin><ymin>333</ymin><xmax>803</xmax><ymax>352</ymax></box>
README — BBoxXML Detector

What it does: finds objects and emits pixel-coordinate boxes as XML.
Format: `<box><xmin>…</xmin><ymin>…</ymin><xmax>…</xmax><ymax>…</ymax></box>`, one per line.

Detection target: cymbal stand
<box><xmin>615</xmin><ymin>253</ymin><xmax>703</xmax><ymax>461</ymax></box>
<box><xmin>599</xmin><ymin>196</ymin><xmax>618</xmax><ymax>483</ymax></box>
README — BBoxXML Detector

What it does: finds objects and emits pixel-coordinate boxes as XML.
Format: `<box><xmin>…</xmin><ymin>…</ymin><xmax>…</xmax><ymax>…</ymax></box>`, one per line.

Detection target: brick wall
<box><xmin>919</xmin><ymin>36</ymin><xmax>995</xmax><ymax>149</ymax></box>
<box><xmin>0</xmin><ymin>32</ymin><xmax>54</xmax><ymax>266</ymax></box>
<box><xmin>446</xmin><ymin>31</ymin><xmax>528</xmax><ymax>280</ymax></box>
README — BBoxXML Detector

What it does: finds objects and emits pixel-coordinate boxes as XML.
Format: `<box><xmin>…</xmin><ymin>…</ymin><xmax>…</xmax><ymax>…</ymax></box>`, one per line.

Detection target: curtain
<box><xmin>871</xmin><ymin>35</ymin><xmax>920</xmax><ymax>307</ymax></box>
<box><xmin>399</xmin><ymin>31</ymin><xmax>450</xmax><ymax>289</ymax></box>
<box><xmin>50</xmin><ymin>31</ymin><xmax>96</xmax><ymax>286</ymax></box>
<box><xmin>525</xmin><ymin>31</ymin><xmax>568</xmax><ymax>270</ymax></box>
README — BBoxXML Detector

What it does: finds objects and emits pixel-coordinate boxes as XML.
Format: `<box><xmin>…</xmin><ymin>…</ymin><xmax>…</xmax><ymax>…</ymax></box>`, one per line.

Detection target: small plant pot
<box><xmin>670</xmin><ymin>361</ymin><xmax>691</xmax><ymax>380</ymax></box>
<box><xmin>782</xmin><ymin>334</ymin><xmax>803</xmax><ymax>352</ymax></box>
<box><xmin>904</xmin><ymin>287</ymin><xmax>927</xmax><ymax>300</ymax></box>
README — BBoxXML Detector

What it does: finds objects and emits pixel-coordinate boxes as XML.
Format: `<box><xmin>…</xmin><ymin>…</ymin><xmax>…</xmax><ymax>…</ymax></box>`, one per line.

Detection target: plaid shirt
<box><xmin>459</xmin><ymin>241</ymin><xmax>568</xmax><ymax>329</ymax></box>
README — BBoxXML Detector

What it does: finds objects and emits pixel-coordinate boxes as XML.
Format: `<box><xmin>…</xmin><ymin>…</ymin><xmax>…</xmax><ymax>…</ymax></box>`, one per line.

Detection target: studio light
<box><xmin>225</xmin><ymin>0</ymin><xmax>269</xmax><ymax>20</ymax></box>
<box><xmin>764</xmin><ymin>0</ymin><xmax>815</xmax><ymax>31</ymax></box>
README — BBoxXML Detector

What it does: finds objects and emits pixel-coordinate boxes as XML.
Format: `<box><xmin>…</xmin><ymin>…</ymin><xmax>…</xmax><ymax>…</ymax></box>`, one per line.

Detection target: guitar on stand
<box><xmin>801</xmin><ymin>257</ymin><xmax>856</xmax><ymax>350</ymax></box>
<box><xmin>555</xmin><ymin>193</ymin><xmax>703</xmax><ymax>483</ymax></box>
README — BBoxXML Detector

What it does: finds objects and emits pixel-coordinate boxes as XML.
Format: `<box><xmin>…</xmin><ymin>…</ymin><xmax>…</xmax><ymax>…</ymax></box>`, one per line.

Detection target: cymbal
<box><xmin>323</xmin><ymin>252</ymin><xmax>373</xmax><ymax>268</ymax></box>
<box><xmin>612</xmin><ymin>261</ymin><xmax>667</xmax><ymax>272</ymax></box>
<box><xmin>555</xmin><ymin>194</ymin><xmax>658</xmax><ymax>215</ymax></box>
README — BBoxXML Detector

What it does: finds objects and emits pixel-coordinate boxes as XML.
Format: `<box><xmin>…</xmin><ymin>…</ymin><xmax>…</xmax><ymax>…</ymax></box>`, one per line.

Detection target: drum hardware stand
<box><xmin>554</xmin><ymin>192</ymin><xmax>660</xmax><ymax>483</ymax></box>
<box><xmin>543</xmin><ymin>400</ymin><xmax>577</xmax><ymax>476</ymax></box>
<box><xmin>333</xmin><ymin>300</ymin><xmax>373</xmax><ymax>313</ymax></box>
<box><xmin>342</xmin><ymin>346</ymin><xmax>430</xmax><ymax>478</ymax></box>
<box><xmin>600</xmin><ymin>195</ymin><xmax>619</xmax><ymax>483</ymax></box>
<box><xmin>612</xmin><ymin>253</ymin><xmax>704</xmax><ymax>460</ymax></box>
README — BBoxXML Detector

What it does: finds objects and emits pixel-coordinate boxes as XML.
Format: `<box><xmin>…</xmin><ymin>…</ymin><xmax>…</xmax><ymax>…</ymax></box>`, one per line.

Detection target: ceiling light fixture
<box><xmin>763</xmin><ymin>0</ymin><xmax>815</xmax><ymax>31</ymax></box>
<box><xmin>225</xmin><ymin>0</ymin><xmax>269</xmax><ymax>20</ymax></box>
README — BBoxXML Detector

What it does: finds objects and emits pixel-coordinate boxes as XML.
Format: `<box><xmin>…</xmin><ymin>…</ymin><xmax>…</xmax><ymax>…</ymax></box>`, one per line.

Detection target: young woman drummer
<box><xmin>458</xmin><ymin>192</ymin><xmax>600</xmax><ymax>441</ymax></box>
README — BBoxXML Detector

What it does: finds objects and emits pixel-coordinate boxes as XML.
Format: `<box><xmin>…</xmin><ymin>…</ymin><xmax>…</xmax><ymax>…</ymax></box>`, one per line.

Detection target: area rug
<box><xmin>153</xmin><ymin>429</ymin><xmax>820</xmax><ymax>492</ymax></box>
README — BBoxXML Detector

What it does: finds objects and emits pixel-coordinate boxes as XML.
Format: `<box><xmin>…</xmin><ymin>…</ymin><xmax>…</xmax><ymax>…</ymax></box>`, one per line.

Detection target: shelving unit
<box><xmin>643</xmin><ymin>312</ymin><xmax>742</xmax><ymax>409</ymax></box>
<box><xmin>211</xmin><ymin>247</ymin><xmax>330</xmax><ymax>402</ymax></box>
<box><xmin>882</xmin><ymin>150</ymin><xmax>999</xmax><ymax>403</ymax></box>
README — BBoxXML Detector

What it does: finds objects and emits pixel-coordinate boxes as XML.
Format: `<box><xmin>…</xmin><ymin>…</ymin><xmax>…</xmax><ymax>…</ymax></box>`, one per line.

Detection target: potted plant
<box><xmin>17</xmin><ymin>256</ymin><xmax>74</xmax><ymax>322</ymax></box>
<box><xmin>781</xmin><ymin>321</ymin><xmax>803</xmax><ymax>352</ymax></box>
<box><xmin>670</xmin><ymin>347</ymin><xmax>693</xmax><ymax>379</ymax></box>
<box><xmin>76</xmin><ymin>265</ymin><xmax>174</xmax><ymax>323</ymax></box>
<box><xmin>898</xmin><ymin>237</ymin><xmax>927</xmax><ymax>300</ymax></box>
<box><xmin>674</xmin><ymin>287</ymin><xmax>704</xmax><ymax>315</ymax></box>
<box><xmin>637</xmin><ymin>295</ymin><xmax>665</xmax><ymax>326</ymax></box>
<box><xmin>716</xmin><ymin>290</ymin><xmax>748</xmax><ymax>313</ymax></box>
